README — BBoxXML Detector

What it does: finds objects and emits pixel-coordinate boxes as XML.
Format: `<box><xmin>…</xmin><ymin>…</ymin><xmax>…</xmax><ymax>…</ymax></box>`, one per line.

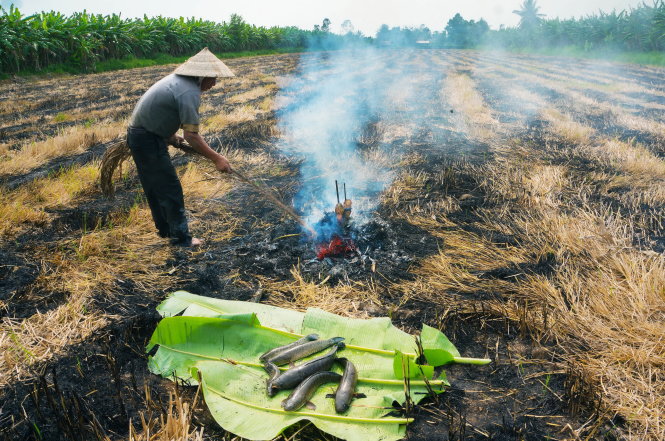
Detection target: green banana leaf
<box><xmin>156</xmin><ymin>291</ymin><xmax>489</xmax><ymax>366</ymax></box>
<box><xmin>421</xmin><ymin>324</ymin><xmax>491</xmax><ymax>366</ymax></box>
<box><xmin>146</xmin><ymin>314</ymin><xmax>448</xmax><ymax>386</ymax></box>
<box><xmin>193</xmin><ymin>361</ymin><xmax>411</xmax><ymax>441</ymax></box>
<box><xmin>157</xmin><ymin>290</ymin><xmax>305</xmax><ymax>332</ymax></box>
<box><xmin>148</xmin><ymin>292</ymin><xmax>489</xmax><ymax>440</ymax></box>
<box><xmin>393</xmin><ymin>350</ymin><xmax>435</xmax><ymax>379</ymax></box>
<box><xmin>147</xmin><ymin>313</ymin><xmax>437</xmax><ymax>441</ymax></box>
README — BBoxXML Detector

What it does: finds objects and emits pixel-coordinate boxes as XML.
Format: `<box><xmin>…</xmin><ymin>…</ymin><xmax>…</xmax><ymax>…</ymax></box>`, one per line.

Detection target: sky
<box><xmin>6</xmin><ymin>0</ymin><xmax>649</xmax><ymax>35</ymax></box>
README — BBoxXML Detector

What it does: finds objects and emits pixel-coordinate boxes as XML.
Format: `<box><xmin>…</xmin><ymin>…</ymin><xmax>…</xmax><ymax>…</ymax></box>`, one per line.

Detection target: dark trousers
<box><xmin>126</xmin><ymin>127</ymin><xmax>192</xmax><ymax>245</ymax></box>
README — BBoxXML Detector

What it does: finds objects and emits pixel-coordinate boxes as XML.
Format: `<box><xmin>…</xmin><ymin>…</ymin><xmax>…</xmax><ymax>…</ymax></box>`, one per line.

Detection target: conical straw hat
<box><xmin>174</xmin><ymin>47</ymin><xmax>235</xmax><ymax>78</ymax></box>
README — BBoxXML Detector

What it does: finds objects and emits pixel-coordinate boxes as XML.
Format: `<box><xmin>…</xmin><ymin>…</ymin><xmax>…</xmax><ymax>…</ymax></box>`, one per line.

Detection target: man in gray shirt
<box><xmin>127</xmin><ymin>48</ymin><xmax>234</xmax><ymax>246</ymax></box>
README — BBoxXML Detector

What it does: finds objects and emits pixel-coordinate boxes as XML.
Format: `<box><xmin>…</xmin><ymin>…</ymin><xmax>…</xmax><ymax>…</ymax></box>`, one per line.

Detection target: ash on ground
<box><xmin>286</xmin><ymin>216</ymin><xmax>432</xmax><ymax>284</ymax></box>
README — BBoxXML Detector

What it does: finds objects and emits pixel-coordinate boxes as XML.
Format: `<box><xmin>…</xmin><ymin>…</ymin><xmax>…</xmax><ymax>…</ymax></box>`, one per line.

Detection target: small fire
<box><xmin>314</xmin><ymin>180</ymin><xmax>358</xmax><ymax>260</ymax></box>
<box><xmin>316</xmin><ymin>235</ymin><xmax>357</xmax><ymax>260</ymax></box>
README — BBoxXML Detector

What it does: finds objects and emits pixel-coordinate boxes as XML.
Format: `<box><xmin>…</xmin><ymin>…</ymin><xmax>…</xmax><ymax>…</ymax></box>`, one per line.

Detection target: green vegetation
<box><xmin>94</xmin><ymin>48</ymin><xmax>305</xmax><ymax>72</ymax></box>
<box><xmin>375</xmin><ymin>14</ymin><xmax>489</xmax><ymax>48</ymax></box>
<box><xmin>504</xmin><ymin>46</ymin><xmax>665</xmax><ymax>66</ymax></box>
<box><xmin>0</xmin><ymin>49</ymin><xmax>305</xmax><ymax>79</ymax></box>
<box><xmin>379</xmin><ymin>0</ymin><xmax>665</xmax><ymax>59</ymax></box>
<box><xmin>443</xmin><ymin>14</ymin><xmax>489</xmax><ymax>48</ymax></box>
<box><xmin>492</xmin><ymin>0</ymin><xmax>665</xmax><ymax>54</ymax></box>
<box><xmin>148</xmin><ymin>291</ymin><xmax>487</xmax><ymax>441</ymax></box>
<box><xmin>512</xmin><ymin>0</ymin><xmax>545</xmax><ymax>30</ymax></box>
<box><xmin>2</xmin><ymin>1</ymin><xmax>665</xmax><ymax>77</ymax></box>
<box><xmin>0</xmin><ymin>7</ymin><xmax>316</xmax><ymax>74</ymax></box>
<box><xmin>52</xmin><ymin>112</ymin><xmax>71</xmax><ymax>122</ymax></box>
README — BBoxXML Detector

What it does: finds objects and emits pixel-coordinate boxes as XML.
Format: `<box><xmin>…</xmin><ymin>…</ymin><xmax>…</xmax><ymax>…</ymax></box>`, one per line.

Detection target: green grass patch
<box><xmin>0</xmin><ymin>62</ymin><xmax>80</xmax><ymax>80</ymax></box>
<box><xmin>52</xmin><ymin>112</ymin><xmax>71</xmax><ymax>123</ymax></box>
<box><xmin>497</xmin><ymin>45</ymin><xmax>665</xmax><ymax>67</ymax></box>
<box><xmin>613</xmin><ymin>51</ymin><xmax>665</xmax><ymax>66</ymax></box>
<box><xmin>94</xmin><ymin>48</ymin><xmax>305</xmax><ymax>73</ymax></box>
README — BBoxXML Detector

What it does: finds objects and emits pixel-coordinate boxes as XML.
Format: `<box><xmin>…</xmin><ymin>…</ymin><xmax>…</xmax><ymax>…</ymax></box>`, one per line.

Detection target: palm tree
<box><xmin>513</xmin><ymin>0</ymin><xmax>545</xmax><ymax>29</ymax></box>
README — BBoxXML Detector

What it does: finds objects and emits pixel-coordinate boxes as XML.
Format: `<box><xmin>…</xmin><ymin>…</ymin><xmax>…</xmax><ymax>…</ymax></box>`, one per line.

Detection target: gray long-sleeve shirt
<box><xmin>129</xmin><ymin>73</ymin><xmax>201</xmax><ymax>138</ymax></box>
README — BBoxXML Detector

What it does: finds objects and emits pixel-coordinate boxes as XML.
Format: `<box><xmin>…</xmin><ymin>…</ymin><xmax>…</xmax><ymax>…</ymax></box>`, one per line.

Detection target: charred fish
<box><xmin>334</xmin><ymin>358</ymin><xmax>358</xmax><ymax>413</ymax></box>
<box><xmin>271</xmin><ymin>343</ymin><xmax>344</xmax><ymax>391</ymax></box>
<box><xmin>259</xmin><ymin>334</ymin><xmax>319</xmax><ymax>363</ymax></box>
<box><xmin>282</xmin><ymin>371</ymin><xmax>342</xmax><ymax>411</ymax></box>
<box><xmin>266</xmin><ymin>336</ymin><xmax>344</xmax><ymax>366</ymax></box>
<box><xmin>263</xmin><ymin>361</ymin><xmax>281</xmax><ymax>397</ymax></box>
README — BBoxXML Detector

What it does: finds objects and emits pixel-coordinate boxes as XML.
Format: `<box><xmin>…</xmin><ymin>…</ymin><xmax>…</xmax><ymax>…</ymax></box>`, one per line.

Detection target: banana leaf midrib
<box><xmin>171</xmin><ymin>297</ymin><xmax>418</xmax><ymax>357</ymax></box>
<box><xmin>202</xmin><ymin>379</ymin><xmax>413</xmax><ymax>425</ymax></box>
<box><xmin>156</xmin><ymin>343</ymin><xmax>448</xmax><ymax>386</ymax></box>
<box><xmin>151</xmin><ymin>293</ymin><xmax>470</xmax><ymax>440</ymax></box>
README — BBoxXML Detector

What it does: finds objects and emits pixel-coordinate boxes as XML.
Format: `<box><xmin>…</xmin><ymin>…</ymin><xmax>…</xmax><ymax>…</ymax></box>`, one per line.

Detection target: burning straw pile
<box><xmin>313</xmin><ymin>180</ymin><xmax>360</xmax><ymax>260</ymax></box>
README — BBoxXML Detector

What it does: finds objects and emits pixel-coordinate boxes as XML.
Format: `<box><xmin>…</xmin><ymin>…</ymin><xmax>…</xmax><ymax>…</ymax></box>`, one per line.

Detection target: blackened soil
<box><xmin>0</xmin><ymin>188</ymin><xmax>143</xmax><ymax>322</ymax></box>
<box><xmin>0</xmin><ymin>51</ymin><xmax>631</xmax><ymax>441</ymax></box>
<box><xmin>402</xmin><ymin>311</ymin><xmax>592</xmax><ymax>441</ymax></box>
<box><xmin>0</xmin><ymin>131</ymin><xmax>592</xmax><ymax>441</ymax></box>
<box><xmin>0</xmin><ymin>249</ymin><xmax>41</xmax><ymax>315</ymax></box>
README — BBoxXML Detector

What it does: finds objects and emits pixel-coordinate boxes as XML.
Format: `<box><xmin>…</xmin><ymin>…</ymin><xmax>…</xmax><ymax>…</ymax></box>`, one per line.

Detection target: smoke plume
<box><xmin>276</xmin><ymin>44</ymin><xmax>439</xmax><ymax>237</ymax></box>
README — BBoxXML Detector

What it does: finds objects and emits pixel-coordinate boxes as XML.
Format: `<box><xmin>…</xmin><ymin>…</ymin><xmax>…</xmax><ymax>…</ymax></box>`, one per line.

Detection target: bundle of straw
<box><xmin>100</xmin><ymin>139</ymin><xmax>198</xmax><ymax>198</ymax></box>
<box><xmin>99</xmin><ymin>140</ymin><xmax>132</xmax><ymax>197</ymax></box>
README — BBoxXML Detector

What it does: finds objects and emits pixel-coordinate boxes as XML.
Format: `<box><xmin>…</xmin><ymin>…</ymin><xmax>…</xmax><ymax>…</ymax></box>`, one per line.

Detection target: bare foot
<box><xmin>191</xmin><ymin>237</ymin><xmax>204</xmax><ymax>247</ymax></box>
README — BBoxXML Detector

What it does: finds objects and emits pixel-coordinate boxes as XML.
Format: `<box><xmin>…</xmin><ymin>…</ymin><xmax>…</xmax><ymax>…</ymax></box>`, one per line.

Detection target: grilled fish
<box><xmin>263</xmin><ymin>361</ymin><xmax>281</xmax><ymax>397</ymax></box>
<box><xmin>266</xmin><ymin>336</ymin><xmax>344</xmax><ymax>366</ymax></box>
<box><xmin>282</xmin><ymin>371</ymin><xmax>341</xmax><ymax>411</ymax></box>
<box><xmin>259</xmin><ymin>334</ymin><xmax>319</xmax><ymax>363</ymax></box>
<box><xmin>271</xmin><ymin>343</ymin><xmax>344</xmax><ymax>390</ymax></box>
<box><xmin>334</xmin><ymin>358</ymin><xmax>358</xmax><ymax>413</ymax></box>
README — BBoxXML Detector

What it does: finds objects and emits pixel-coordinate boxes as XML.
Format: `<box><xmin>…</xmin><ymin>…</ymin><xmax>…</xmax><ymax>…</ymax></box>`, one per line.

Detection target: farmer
<box><xmin>127</xmin><ymin>48</ymin><xmax>233</xmax><ymax>247</ymax></box>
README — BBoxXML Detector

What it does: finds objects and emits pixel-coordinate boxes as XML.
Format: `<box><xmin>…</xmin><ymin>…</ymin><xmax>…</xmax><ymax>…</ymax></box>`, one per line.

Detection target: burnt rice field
<box><xmin>0</xmin><ymin>49</ymin><xmax>664</xmax><ymax>440</ymax></box>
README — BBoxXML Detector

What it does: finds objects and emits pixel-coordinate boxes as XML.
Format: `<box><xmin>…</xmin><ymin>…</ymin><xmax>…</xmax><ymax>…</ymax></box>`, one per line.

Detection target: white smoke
<box><xmin>276</xmin><ymin>43</ymin><xmax>452</xmax><ymax>238</ymax></box>
<box><xmin>276</xmin><ymin>46</ymin><xmax>397</xmax><ymax>234</ymax></box>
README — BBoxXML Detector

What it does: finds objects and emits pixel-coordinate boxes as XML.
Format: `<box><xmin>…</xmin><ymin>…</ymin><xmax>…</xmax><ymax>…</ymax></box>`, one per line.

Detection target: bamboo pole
<box><xmin>173</xmin><ymin>141</ymin><xmax>315</xmax><ymax>237</ymax></box>
<box><xmin>230</xmin><ymin>168</ymin><xmax>316</xmax><ymax>237</ymax></box>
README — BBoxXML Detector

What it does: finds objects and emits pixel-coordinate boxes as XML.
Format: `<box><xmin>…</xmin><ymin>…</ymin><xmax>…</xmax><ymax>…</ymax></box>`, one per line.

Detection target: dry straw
<box><xmin>99</xmin><ymin>140</ymin><xmax>132</xmax><ymax>197</ymax></box>
<box><xmin>99</xmin><ymin>140</ymin><xmax>198</xmax><ymax>197</ymax></box>
<box><xmin>129</xmin><ymin>388</ymin><xmax>204</xmax><ymax>441</ymax></box>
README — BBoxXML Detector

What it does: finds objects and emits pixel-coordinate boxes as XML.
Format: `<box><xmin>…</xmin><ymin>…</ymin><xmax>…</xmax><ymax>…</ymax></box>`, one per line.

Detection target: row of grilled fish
<box><xmin>260</xmin><ymin>334</ymin><xmax>360</xmax><ymax>413</ymax></box>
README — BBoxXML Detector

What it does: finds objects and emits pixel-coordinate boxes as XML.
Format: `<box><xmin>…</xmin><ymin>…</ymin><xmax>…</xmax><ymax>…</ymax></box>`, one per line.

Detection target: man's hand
<box><xmin>214</xmin><ymin>155</ymin><xmax>232</xmax><ymax>173</ymax></box>
<box><xmin>183</xmin><ymin>130</ymin><xmax>233</xmax><ymax>173</ymax></box>
<box><xmin>167</xmin><ymin>134</ymin><xmax>185</xmax><ymax>147</ymax></box>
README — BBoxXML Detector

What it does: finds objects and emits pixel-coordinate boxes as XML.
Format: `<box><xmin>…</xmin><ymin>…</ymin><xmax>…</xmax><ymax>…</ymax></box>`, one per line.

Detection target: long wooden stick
<box><xmin>230</xmin><ymin>169</ymin><xmax>317</xmax><ymax>237</ymax></box>
<box><xmin>173</xmin><ymin>141</ymin><xmax>316</xmax><ymax>237</ymax></box>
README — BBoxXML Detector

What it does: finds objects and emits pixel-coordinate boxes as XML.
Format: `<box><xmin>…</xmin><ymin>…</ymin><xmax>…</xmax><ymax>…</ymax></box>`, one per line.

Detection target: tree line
<box><xmin>2</xmin><ymin>1</ymin><xmax>664</xmax><ymax>75</ymax></box>
<box><xmin>375</xmin><ymin>14</ymin><xmax>489</xmax><ymax>48</ymax></box>
<box><xmin>494</xmin><ymin>0</ymin><xmax>665</xmax><ymax>53</ymax></box>
<box><xmin>376</xmin><ymin>0</ymin><xmax>665</xmax><ymax>53</ymax></box>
